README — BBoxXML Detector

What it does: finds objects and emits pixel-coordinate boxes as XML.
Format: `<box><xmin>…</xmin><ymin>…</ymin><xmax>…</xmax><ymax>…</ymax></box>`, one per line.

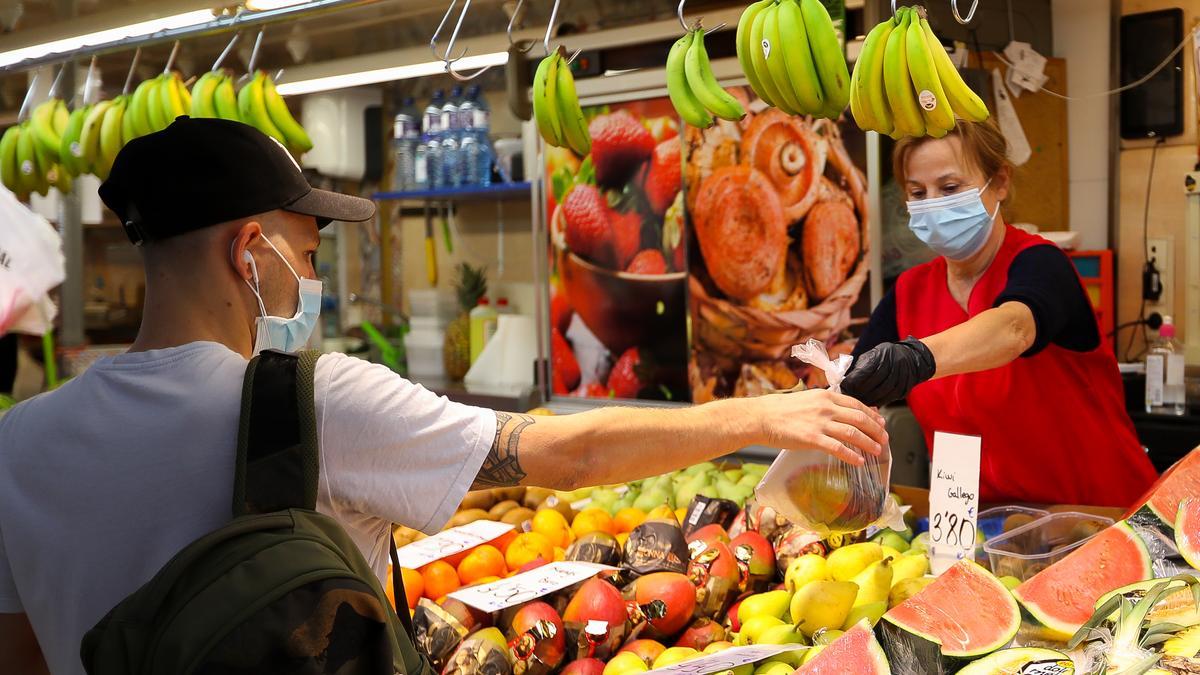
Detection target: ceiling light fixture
<box><xmin>275</xmin><ymin>50</ymin><xmax>509</xmax><ymax>96</ymax></box>
<box><xmin>0</xmin><ymin>9</ymin><xmax>214</xmax><ymax>69</ymax></box>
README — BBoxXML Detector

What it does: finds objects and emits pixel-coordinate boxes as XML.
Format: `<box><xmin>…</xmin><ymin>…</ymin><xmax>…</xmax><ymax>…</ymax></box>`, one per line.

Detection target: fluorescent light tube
<box><xmin>245</xmin><ymin>0</ymin><xmax>315</xmax><ymax>10</ymax></box>
<box><xmin>0</xmin><ymin>10</ymin><xmax>216</xmax><ymax>69</ymax></box>
<box><xmin>276</xmin><ymin>51</ymin><xmax>509</xmax><ymax>96</ymax></box>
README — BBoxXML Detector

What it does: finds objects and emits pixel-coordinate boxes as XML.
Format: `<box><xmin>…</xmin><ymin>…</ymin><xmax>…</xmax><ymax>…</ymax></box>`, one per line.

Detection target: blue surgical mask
<box><xmin>238</xmin><ymin>237</ymin><xmax>322</xmax><ymax>354</ymax></box>
<box><xmin>906</xmin><ymin>181</ymin><xmax>1001</xmax><ymax>261</ymax></box>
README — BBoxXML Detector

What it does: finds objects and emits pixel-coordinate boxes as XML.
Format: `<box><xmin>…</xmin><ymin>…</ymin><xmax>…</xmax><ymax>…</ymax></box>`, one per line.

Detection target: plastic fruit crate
<box><xmin>984</xmin><ymin>511</ymin><xmax>1113</xmax><ymax>581</ymax></box>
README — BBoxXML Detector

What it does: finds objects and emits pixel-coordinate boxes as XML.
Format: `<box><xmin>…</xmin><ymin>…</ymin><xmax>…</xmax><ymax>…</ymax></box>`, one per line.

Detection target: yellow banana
<box><xmin>49</xmin><ymin>162</ymin><xmax>71</xmax><ymax>194</ymax></box>
<box><xmin>920</xmin><ymin>17</ymin><xmax>989</xmax><ymax>122</ymax></box>
<box><xmin>29</xmin><ymin>129</ymin><xmax>52</xmax><ymax>196</ymax></box>
<box><xmin>213</xmin><ymin>75</ymin><xmax>241</xmax><ymax>122</ymax></box>
<box><xmin>159</xmin><ymin>73</ymin><xmax>187</xmax><ymax>127</ymax></box>
<box><xmin>128</xmin><ymin>78</ymin><xmax>157</xmax><ymax>137</ymax></box>
<box><xmin>750</xmin><ymin>1</ymin><xmax>796</xmax><ymax>114</ymax></box>
<box><xmin>262</xmin><ymin>73</ymin><xmax>314</xmax><ymax>154</ymax></box>
<box><xmin>121</xmin><ymin>98</ymin><xmax>139</xmax><ymax>146</ymax></box>
<box><xmin>667</xmin><ymin>31</ymin><xmax>714</xmax><ymax>128</ymax></box>
<box><xmin>97</xmin><ymin>96</ymin><xmax>126</xmax><ymax>180</ymax></box>
<box><xmin>906</xmin><ymin>8</ymin><xmax>955</xmax><ymax>137</ymax></box>
<box><xmin>685</xmin><ymin>28</ymin><xmax>745</xmax><ymax>121</ymax></box>
<box><xmin>190</xmin><ymin>71</ymin><xmax>221</xmax><ymax>118</ymax></box>
<box><xmin>30</xmin><ymin>99</ymin><xmax>65</xmax><ymax>164</ymax></box>
<box><xmin>736</xmin><ymin>0</ymin><xmax>778</xmax><ymax>107</ymax></box>
<box><xmin>554</xmin><ymin>52</ymin><xmax>591</xmax><ymax>155</ymax></box>
<box><xmin>851</xmin><ymin>17</ymin><xmax>897</xmax><ymax>134</ymax></box>
<box><xmin>532</xmin><ymin>53</ymin><xmax>565</xmax><ymax>147</ymax></box>
<box><xmin>775</xmin><ymin>0</ymin><xmax>825</xmax><ymax>115</ymax></box>
<box><xmin>16</xmin><ymin>123</ymin><xmax>39</xmax><ymax>195</ymax></box>
<box><xmin>0</xmin><ymin>125</ymin><xmax>21</xmax><ymax>193</ymax></box>
<box><xmin>238</xmin><ymin>72</ymin><xmax>288</xmax><ymax>146</ymax></box>
<box><xmin>883</xmin><ymin>8</ymin><xmax>925</xmax><ymax>138</ymax></box>
<box><xmin>145</xmin><ymin>76</ymin><xmax>169</xmax><ymax>132</ymax></box>
<box><xmin>799</xmin><ymin>0</ymin><xmax>851</xmax><ymax>118</ymax></box>
<box><xmin>78</xmin><ymin>100</ymin><xmax>112</xmax><ymax>172</ymax></box>
<box><xmin>58</xmin><ymin>106</ymin><xmax>89</xmax><ymax>177</ymax></box>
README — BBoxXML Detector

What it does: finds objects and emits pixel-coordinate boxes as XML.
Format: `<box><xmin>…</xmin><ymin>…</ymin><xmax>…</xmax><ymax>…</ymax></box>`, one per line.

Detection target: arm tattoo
<box><xmin>473</xmin><ymin>411</ymin><xmax>534</xmax><ymax>488</ymax></box>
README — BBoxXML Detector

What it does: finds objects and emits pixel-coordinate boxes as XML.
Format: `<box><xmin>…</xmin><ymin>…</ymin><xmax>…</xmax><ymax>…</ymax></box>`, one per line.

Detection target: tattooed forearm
<box><xmin>472</xmin><ymin>412</ymin><xmax>535</xmax><ymax>488</ymax></box>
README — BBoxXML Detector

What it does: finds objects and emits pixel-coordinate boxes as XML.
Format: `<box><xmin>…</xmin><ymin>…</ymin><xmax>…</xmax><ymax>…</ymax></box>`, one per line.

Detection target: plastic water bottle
<box><xmin>421</xmin><ymin>90</ymin><xmax>445</xmax><ymax>189</ymax></box>
<box><xmin>440</xmin><ymin>86</ymin><xmax>463</xmax><ymax>188</ymax></box>
<box><xmin>1146</xmin><ymin>315</ymin><xmax>1187</xmax><ymax>415</ymax></box>
<box><xmin>391</xmin><ymin>97</ymin><xmax>419</xmax><ymax>191</ymax></box>
<box><xmin>460</xmin><ymin>85</ymin><xmax>492</xmax><ymax>187</ymax></box>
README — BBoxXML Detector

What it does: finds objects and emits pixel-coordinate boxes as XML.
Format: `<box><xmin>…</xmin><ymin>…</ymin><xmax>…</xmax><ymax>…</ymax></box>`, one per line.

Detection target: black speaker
<box><xmin>1120</xmin><ymin>8</ymin><xmax>1184</xmax><ymax>139</ymax></box>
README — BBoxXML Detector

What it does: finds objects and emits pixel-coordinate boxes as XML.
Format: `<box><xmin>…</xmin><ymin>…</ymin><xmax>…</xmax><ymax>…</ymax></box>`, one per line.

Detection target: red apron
<box><xmin>895</xmin><ymin>225</ymin><xmax>1156</xmax><ymax>506</ymax></box>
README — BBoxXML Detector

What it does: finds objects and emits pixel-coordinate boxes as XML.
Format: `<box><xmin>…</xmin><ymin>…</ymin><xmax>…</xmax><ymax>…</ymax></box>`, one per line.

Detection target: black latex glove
<box><xmin>841</xmin><ymin>337</ymin><xmax>937</xmax><ymax>407</ymax></box>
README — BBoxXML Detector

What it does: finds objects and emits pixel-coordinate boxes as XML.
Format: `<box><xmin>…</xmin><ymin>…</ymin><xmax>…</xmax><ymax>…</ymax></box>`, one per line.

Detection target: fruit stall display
<box><xmin>388</xmin><ymin>446</ymin><xmax>1200</xmax><ymax>674</ymax></box>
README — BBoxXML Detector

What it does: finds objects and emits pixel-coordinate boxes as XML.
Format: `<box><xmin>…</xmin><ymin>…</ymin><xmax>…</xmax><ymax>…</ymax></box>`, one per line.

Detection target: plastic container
<box><xmin>977</xmin><ymin>505</ymin><xmax>1050</xmax><ymax>541</ymax></box>
<box><xmin>984</xmin><ymin>511</ymin><xmax>1114</xmax><ymax>581</ymax></box>
<box><xmin>408</xmin><ymin>289</ymin><xmax>457</xmax><ymax>321</ymax></box>
<box><xmin>469</xmin><ymin>298</ymin><xmax>498</xmax><ymax>365</ymax></box>
<box><xmin>404</xmin><ymin>329</ymin><xmax>445</xmax><ymax>379</ymax></box>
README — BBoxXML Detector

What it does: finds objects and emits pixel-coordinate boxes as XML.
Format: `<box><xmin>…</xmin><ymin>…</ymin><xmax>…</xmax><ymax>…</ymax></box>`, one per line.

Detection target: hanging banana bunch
<box><xmin>850</xmin><ymin>5</ymin><xmax>989</xmax><ymax>138</ymax></box>
<box><xmin>236</xmin><ymin>70</ymin><xmax>314</xmax><ymax>157</ymax></box>
<box><xmin>532</xmin><ymin>46</ymin><xmax>591</xmax><ymax>156</ymax></box>
<box><xmin>734</xmin><ymin>0</ymin><xmax>850</xmax><ymax>119</ymax></box>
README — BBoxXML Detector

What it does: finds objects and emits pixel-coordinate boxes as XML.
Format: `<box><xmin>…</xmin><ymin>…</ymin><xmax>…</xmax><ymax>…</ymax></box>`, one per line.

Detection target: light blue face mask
<box><xmin>238</xmin><ymin>237</ymin><xmax>323</xmax><ymax>354</ymax></box>
<box><xmin>906</xmin><ymin>181</ymin><xmax>1001</xmax><ymax>261</ymax></box>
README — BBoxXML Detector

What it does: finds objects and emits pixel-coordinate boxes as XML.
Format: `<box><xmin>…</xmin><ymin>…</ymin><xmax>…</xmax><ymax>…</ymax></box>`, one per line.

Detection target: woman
<box><xmin>842</xmin><ymin>120</ymin><xmax>1156</xmax><ymax>506</ymax></box>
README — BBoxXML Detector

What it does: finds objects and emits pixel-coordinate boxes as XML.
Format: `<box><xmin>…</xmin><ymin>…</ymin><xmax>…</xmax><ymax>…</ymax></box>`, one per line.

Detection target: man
<box><xmin>0</xmin><ymin>118</ymin><xmax>885</xmax><ymax>674</ymax></box>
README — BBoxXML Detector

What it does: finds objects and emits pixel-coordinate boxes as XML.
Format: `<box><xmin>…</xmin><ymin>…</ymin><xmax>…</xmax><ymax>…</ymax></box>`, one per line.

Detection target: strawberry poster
<box><xmin>547</xmin><ymin>98</ymin><xmax>691</xmax><ymax>401</ymax></box>
<box><xmin>685</xmin><ymin>87</ymin><xmax>869</xmax><ymax>401</ymax></box>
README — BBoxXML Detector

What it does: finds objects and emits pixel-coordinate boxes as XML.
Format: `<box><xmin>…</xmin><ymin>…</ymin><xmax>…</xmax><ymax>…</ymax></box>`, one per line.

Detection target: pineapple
<box><xmin>443</xmin><ymin>263</ymin><xmax>487</xmax><ymax>380</ymax></box>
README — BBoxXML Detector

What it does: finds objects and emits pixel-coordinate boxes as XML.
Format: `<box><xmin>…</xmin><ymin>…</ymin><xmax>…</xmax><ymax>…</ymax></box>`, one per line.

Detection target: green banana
<box><xmin>0</xmin><ymin>125</ymin><xmax>22</xmax><ymax>193</ymax></box>
<box><xmin>238</xmin><ymin>72</ymin><xmax>288</xmax><ymax>146</ymax></box>
<box><xmin>78</xmin><ymin>100</ymin><xmax>113</xmax><ymax>172</ymax></box>
<box><xmin>213</xmin><ymin>75</ymin><xmax>241</xmax><ymax>122</ymax></box>
<box><xmin>667</xmin><ymin>30</ymin><xmax>714</xmax><ymax>128</ymax></box>
<box><xmin>684</xmin><ymin>28</ymin><xmax>745</xmax><ymax>121</ymax></box>
<box><xmin>29</xmin><ymin>99</ymin><xmax>66</xmax><ymax>164</ymax></box>
<box><xmin>554</xmin><ymin>50</ymin><xmax>591</xmax><ymax>155</ymax></box>
<box><xmin>50</xmin><ymin>163</ymin><xmax>72</xmax><ymax>194</ymax></box>
<box><xmin>532</xmin><ymin>53</ymin><xmax>565</xmax><ymax>147</ymax></box>
<box><xmin>920</xmin><ymin>16</ymin><xmax>988</xmax><ymax>122</ymax></box>
<box><xmin>29</xmin><ymin>129</ymin><xmax>52</xmax><ymax>196</ymax></box>
<box><xmin>128</xmin><ymin>78</ymin><xmax>157</xmax><ymax>137</ymax></box>
<box><xmin>799</xmin><ymin>0</ymin><xmax>851</xmax><ymax>118</ymax></box>
<box><xmin>15</xmin><ymin>123</ymin><xmax>38</xmax><ymax>196</ymax></box>
<box><xmin>905</xmin><ymin>8</ymin><xmax>955</xmax><ymax>137</ymax></box>
<box><xmin>57</xmin><ymin>106</ymin><xmax>89</xmax><ymax>177</ymax></box>
<box><xmin>159</xmin><ymin>73</ymin><xmax>187</xmax><ymax>127</ymax></box>
<box><xmin>121</xmin><ymin>98</ymin><xmax>140</xmax><ymax>146</ymax></box>
<box><xmin>262</xmin><ymin>73</ymin><xmax>313</xmax><ymax>154</ymax></box>
<box><xmin>775</xmin><ymin>0</ymin><xmax>825</xmax><ymax>115</ymax></box>
<box><xmin>749</xmin><ymin>2</ymin><xmax>796</xmax><ymax>114</ymax></box>
<box><xmin>851</xmin><ymin>17</ymin><xmax>897</xmax><ymax>134</ymax></box>
<box><xmin>190</xmin><ymin>71</ymin><xmax>221</xmax><ymax>118</ymax></box>
<box><xmin>736</xmin><ymin>0</ymin><xmax>777</xmax><ymax>107</ymax></box>
<box><xmin>883</xmin><ymin>8</ymin><xmax>925</xmax><ymax>138</ymax></box>
<box><xmin>96</xmin><ymin>96</ymin><xmax>126</xmax><ymax>180</ymax></box>
<box><xmin>145</xmin><ymin>76</ymin><xmax>169</xmax><ymax>131</ymax></box>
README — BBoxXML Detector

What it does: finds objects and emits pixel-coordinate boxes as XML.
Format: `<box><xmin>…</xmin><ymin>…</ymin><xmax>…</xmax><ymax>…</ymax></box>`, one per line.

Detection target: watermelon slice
<box><xmin>1126</xmin><ymin>448</ymin><xmax>1200</xmax><ymax>532</ymax></box>
<box><xmin>1013</xmin><ymin>520</ymin><xmax>1153</xmax><ymax>641</ymax></box>
<box><xmin>793</xmin><ymin>619</ymin><xmax>888</xmax><ymax>674</ymax></box>
<box><xmin>881</xmin><ymin>560</ymin><xmax>1019</xmax><ymax>671</ymax></box>
<box><xmin>955</xmin><ymin>647</ymin><xmax>1075</xmax><ymax>674</ymax></box>
<box><xmin>1176</xmin><ymin>498</ymin><xmax>1200</xmax><ymax>570</ymax></box>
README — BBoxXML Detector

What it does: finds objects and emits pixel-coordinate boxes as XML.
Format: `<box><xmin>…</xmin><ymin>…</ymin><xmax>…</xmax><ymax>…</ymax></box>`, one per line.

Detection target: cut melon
<box><xmin>1013</xmin><ymin>521</ymin><xmax>1153</xmax><ymax>641</ymax></box>
<box><xmin>793</xmin><ymin>619</ymin><xmax>888</xmax><ymax>674</ymax></box>
<box><xmin>881</xmin><ymin>560</ymin><xmax>1019</xmax><ymax>671</ymax></box>
<box><xmin>1127</xmin><ymin>449</ymin><xmax>1200</xmax><ymax>531</ymax></box>
<box><xmin>1094</xmin><ymin>577</ymin><xmax>1200</xmax><ymax>628</ymax></box>
<box><xmin>1176</xmin><ymin>498</ymin><xmax>1200</xmax><ymax>570</ymax></box>
<box><xmin>956</xmin><ymin>647</ymin><xmax>1075</xmax><ymax>674</ymax></box>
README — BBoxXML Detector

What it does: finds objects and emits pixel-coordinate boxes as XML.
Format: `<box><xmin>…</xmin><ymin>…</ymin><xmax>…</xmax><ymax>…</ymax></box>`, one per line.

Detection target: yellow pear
<box><xmin>826</xmin><ymin>542</ymin><xmax>884</xmax><ymax>581</ymax></box>
<box><xmin>789</xmin><ymin>580</ymin><xmax>859</xmax><ymax>637</ymax></box>
<box><xmin>652</xmin><ymin>647</ymin><xmax>698</xmax><ymax>668</ymax></box>
<box><xmin>841</xmin><ymin>601</ymin><xmax>887</xmax><ymax>629</ymax></box>
<box><xmin>851</xmin><ymin>557</ymin><xmax>893</xmax><ymax>607</ymax></box>
<box><xmin>890</xmin><ymin>553</ymin><xmax>930</xmax><ymax>586</ymax></box>
<box><xmin>889</xmin><ymin>576</ymin><xmax>935</xmax><ymax>609</ymax></box>
<box><xmin>603</xmin><ymin>651</ymin><xmax>649</xmax><ymax>675</ymax></box>
<box><xmin>800</xmin><ymin>644</ymin><xmax>826</xmax><ymax>665</ymax></box>
<box><xmin>734</xmin><ymin>615</ymin><xmax>787</xmax><ymax>645</ymax></box>
<box><xmin>880</xmin><ymin>545</ymin><xmax>904</xmax><ymax>561</ymax></box>
<box><xmin>737</xmin><ymin>590</ymin><xmax>792</xmax><ymax>624</ymax></box>
<box><xmin>785</xmin><ymin>554</ymin><xmax>830</xmax><ymax>592</ymax></box>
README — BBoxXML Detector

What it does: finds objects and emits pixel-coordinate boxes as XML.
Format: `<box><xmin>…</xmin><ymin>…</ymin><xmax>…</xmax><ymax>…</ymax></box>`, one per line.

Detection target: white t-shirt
<box><xmin>0</xmin><ymin>341</ymin><xmax>495</xmax><ymax>675</ymax></box>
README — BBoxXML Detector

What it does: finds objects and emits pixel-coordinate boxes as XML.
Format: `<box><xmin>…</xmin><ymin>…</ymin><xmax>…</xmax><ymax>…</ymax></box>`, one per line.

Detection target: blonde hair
<box><xmin>893</xmin><ymin>119</ymin><xmax>1013</xmax><ymax>190</ymax></box>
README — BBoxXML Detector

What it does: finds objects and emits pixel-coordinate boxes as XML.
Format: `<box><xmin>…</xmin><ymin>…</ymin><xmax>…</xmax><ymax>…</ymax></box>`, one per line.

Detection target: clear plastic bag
<box><xmin>753</xmin><ymin>339</ymin><xmax>904</xmax><ymax>537</ymax></box>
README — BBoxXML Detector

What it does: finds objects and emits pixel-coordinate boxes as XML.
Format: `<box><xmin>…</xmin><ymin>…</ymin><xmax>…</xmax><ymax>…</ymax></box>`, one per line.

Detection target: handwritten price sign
<box><xmin>642</xmin><ymin>645</ymin><xmax>808</xmax><ymax>674</ymax></box>
<box><xmin>393</xmin><ymin>520</ymin><xmax>513</xmax><ymax>570</ymax></box>
<box><xmin>928</xmin><ymin>431</ymin><xmax>982</xmax><ymax>575</ymax></box>
<box><xmin>447</xmin><ymin>561</ymin><xmax>618</xmax><ymax>613</ymax></box>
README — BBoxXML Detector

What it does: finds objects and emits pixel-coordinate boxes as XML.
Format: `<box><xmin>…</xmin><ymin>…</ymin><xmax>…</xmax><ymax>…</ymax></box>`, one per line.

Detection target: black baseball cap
<box><xmin>99</xmin><ymin>116</ymin><xmax>375</xmax><ymax>245</ymax></box>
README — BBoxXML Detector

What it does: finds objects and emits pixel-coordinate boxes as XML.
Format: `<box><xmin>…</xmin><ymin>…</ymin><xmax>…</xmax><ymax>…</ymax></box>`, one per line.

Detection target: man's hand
<box><xmin>841</xmin><ymin>337</ymin><xmax>937</xmax><ymax>407</ymax></box>
<box><xmin>751</xmin><ymin>389</ymin><xmax>888</xmax><ymax>466</ymax></box>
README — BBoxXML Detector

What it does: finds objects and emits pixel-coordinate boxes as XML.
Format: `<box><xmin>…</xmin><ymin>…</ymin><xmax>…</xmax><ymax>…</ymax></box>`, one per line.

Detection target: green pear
<box><xmin>841</xmin><ymin>601</ymin><xmax>887</xmax><ymax>630</ymax></box>
<box><xmin>785</xmin><ymin>554</ymin><xmax>830</xmax><ymax>593</ymax></box>
<box><xmin>738</xmin><ymin>590</ymin><xmax>792</xmax><ymax>624</ymax></box>
<box><xmin>908</xmin><ymin>532</ymin><xmax>930</xmax><ymax>554</ymax></box>
<box><xmin>850</xmin><ymin>557</ymin><xmax>893</xmax><ymax>607</ymax></box>
<box><xmin>633</xmin><ymin>488</ymin><xmax>670</xmax><ymax>512</ymax></box>
<box><xmin>826</xmin><ymin>542</ymin><xmax>884</xmax><ymax>581</ymax></box>
<box><xmin>754</xmin><ymin>661</ymin><xmax>797</xmax><ymax>675</ymax></box>
<box><xmin>756</xmin><ymin>625</ymin><xmax>808</xmax><ymax>666</ymax></box>
<box><xmin>723</xmin><ymin>469</ymin><xmax>744</xmax><ymax>482</ymax></box>
<box><xmin>738</xmin><ymin>473</ymin><xmax>761</xmax><ymax>488</ymax></box>
<box><xmin>590</xmin><ymin>488</ymin><xmax>619</xmax><ymax>509</ymax></box>
<box><xmin>789</xmin><ymin>580</ymin><xmax>858</xmax><ymax>636</ymax></box>
<box><xmin>888</xmin><ymin>576</ymin><xmax>935</xmax><ymax>609</ymax></box>
<box><xmin>733</xmin><ymin>615</ymin><xmax>786</xmax><ymax>645</ymax></box>
<box><xmin>999</xmin><ymin>575</ymin><xmax>1021</xmax><ymax>590</ymax></box>
<box><xmin>742</xmin><ymin>462</ymin><xmax>769</xmax><ymax>476</ymax></box>
<box><xmin>652</xmin><ymin>647</ymin><xmax>698</xmax><ymax>668</ymax></box>
<box><xmin>873</xmin><ymin>530</ymin><xmax>911</xmax><ymax>553</ymax></box>
<box><xmin>812</xmin><ymin>628</ymin><xmax>844</xmax><ymax>646</ymax></box>
<box><xmin>602</xmin><ymin>651</ymin><xmax>649</xmax><ymax>675</ymax></box>
<box><xmin>683</xmin><ymin>462</ymin><xmax>715</xmax><ymax>476</ymax></box>
<box><xmin>800</xmin><ymin>645</ymin><xmax>826</xmax><ymax>665</ymax></box>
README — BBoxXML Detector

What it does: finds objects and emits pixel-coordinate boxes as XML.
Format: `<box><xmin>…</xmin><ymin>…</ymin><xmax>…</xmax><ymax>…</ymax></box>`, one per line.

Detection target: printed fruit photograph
<box><xmin>546</xmin><ymin>97</ymin><xmax>690</xmax><ymax>402</ymax></box>
<box><xmin>684</xmin><ymin>86</ymin><xmax>870</xmax><ymax>402</ymax></box>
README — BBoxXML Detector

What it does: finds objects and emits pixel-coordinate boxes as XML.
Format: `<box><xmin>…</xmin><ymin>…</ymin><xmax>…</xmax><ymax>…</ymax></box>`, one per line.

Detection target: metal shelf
<box><xmin>372</xmin><ymin>182</ymin><xmax>532</xmax><ymax>203</ymax></box>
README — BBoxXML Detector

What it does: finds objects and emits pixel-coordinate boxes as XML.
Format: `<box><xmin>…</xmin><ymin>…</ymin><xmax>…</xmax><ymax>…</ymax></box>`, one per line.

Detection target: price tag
<box><xmin>928</xmin><ymin>431</ymin><xmax>982</xmax><ymax>576</ymax></box>
<box><xmin>447</xmin><ymin>561</ymin><xmax>618</xmax><ymax>613</ymax></box>
<box><xmin>642</xmin><ymin>645</ymin><xmax>807</xmax><ymax>674</ymax></box>
<box><xmin>393</xmin><ymin>520</ymin><xmax>513</xmax><ymax>569</ymax></box>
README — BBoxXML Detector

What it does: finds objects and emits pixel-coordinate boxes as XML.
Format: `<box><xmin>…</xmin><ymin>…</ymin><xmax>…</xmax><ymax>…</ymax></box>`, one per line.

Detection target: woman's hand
<box><xmin>841</xmin><ymin>337</ymin><xmax>937</xmax><ymax>407</ymax></box>
<box><xmin>748</xmin><ymin>389</ymin><xmax>888</xmax><ymax>466</ymax></box>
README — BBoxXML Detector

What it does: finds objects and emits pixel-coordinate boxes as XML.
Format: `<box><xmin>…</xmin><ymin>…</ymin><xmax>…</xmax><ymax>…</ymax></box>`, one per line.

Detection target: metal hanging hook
<box><xmin>507</xmin><ymin>0</ymin><xmax>534</xmax><ymax>54</ymax></box>
<box><xmin>430</xmin><ymin>0</ymin><xmax>469</xmax><ymax>64</ymax></box>
<box><xmin>212</xmin><ymin>31</ymin><xmax>241</xmax><ymax>71</ymax></box>
<box><xmin>950</xmin><ymin>0</ymin><xmax>980</xmax><ymax>24</ymax></box>
<box><xmin>81</xmin><ymin>55</ymin><xmax>100</xmax><ymax>106</ymax></box>
<box><xmin>123</xmin><ymin>46</ymin><xmax>142</xmax><ymax>96</ymax></box>
<box><xmin>677</xmin><ymin>0</ymin><xmax>725</xmax><ymax>35</ymax></box>
<box><xmin>162</xmin><ymin>40</ymin><xmax>181</xmax><ymax>75</ymax></box>
<box><xmin>543</xmin><ymin>0</ymin><xmax>581</xmax><ymax>63</ymax></box>
<box><xmin>246</xmin><ymin>29</ymin><xmax>265</xmax><ymax>75</ymax></box>
<box><xmin>17</xmin><ymin>71</ymin><xmax>39</xmax><ymax>123</ymax></box>
<box><xmin>48</xmin><ymin>65</ymin><xmax>66</xmax><ymax>99</ymax></box>
<box><xmin>441</xmin><ymin>0</ymin><xmax>499</xmax><ymax>80</ymax></box>
<box><xmin>892</xmin><ymin>0</ymin><xmax>898</xmax><ymax>16</ymax></box>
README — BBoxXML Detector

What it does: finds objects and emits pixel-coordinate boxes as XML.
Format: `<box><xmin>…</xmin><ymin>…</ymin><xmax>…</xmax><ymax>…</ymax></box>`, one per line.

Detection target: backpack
<box><xmin>81</xmin><ymin>350</ymin><xmax>437</xmax><ymax>675</ymax></box>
